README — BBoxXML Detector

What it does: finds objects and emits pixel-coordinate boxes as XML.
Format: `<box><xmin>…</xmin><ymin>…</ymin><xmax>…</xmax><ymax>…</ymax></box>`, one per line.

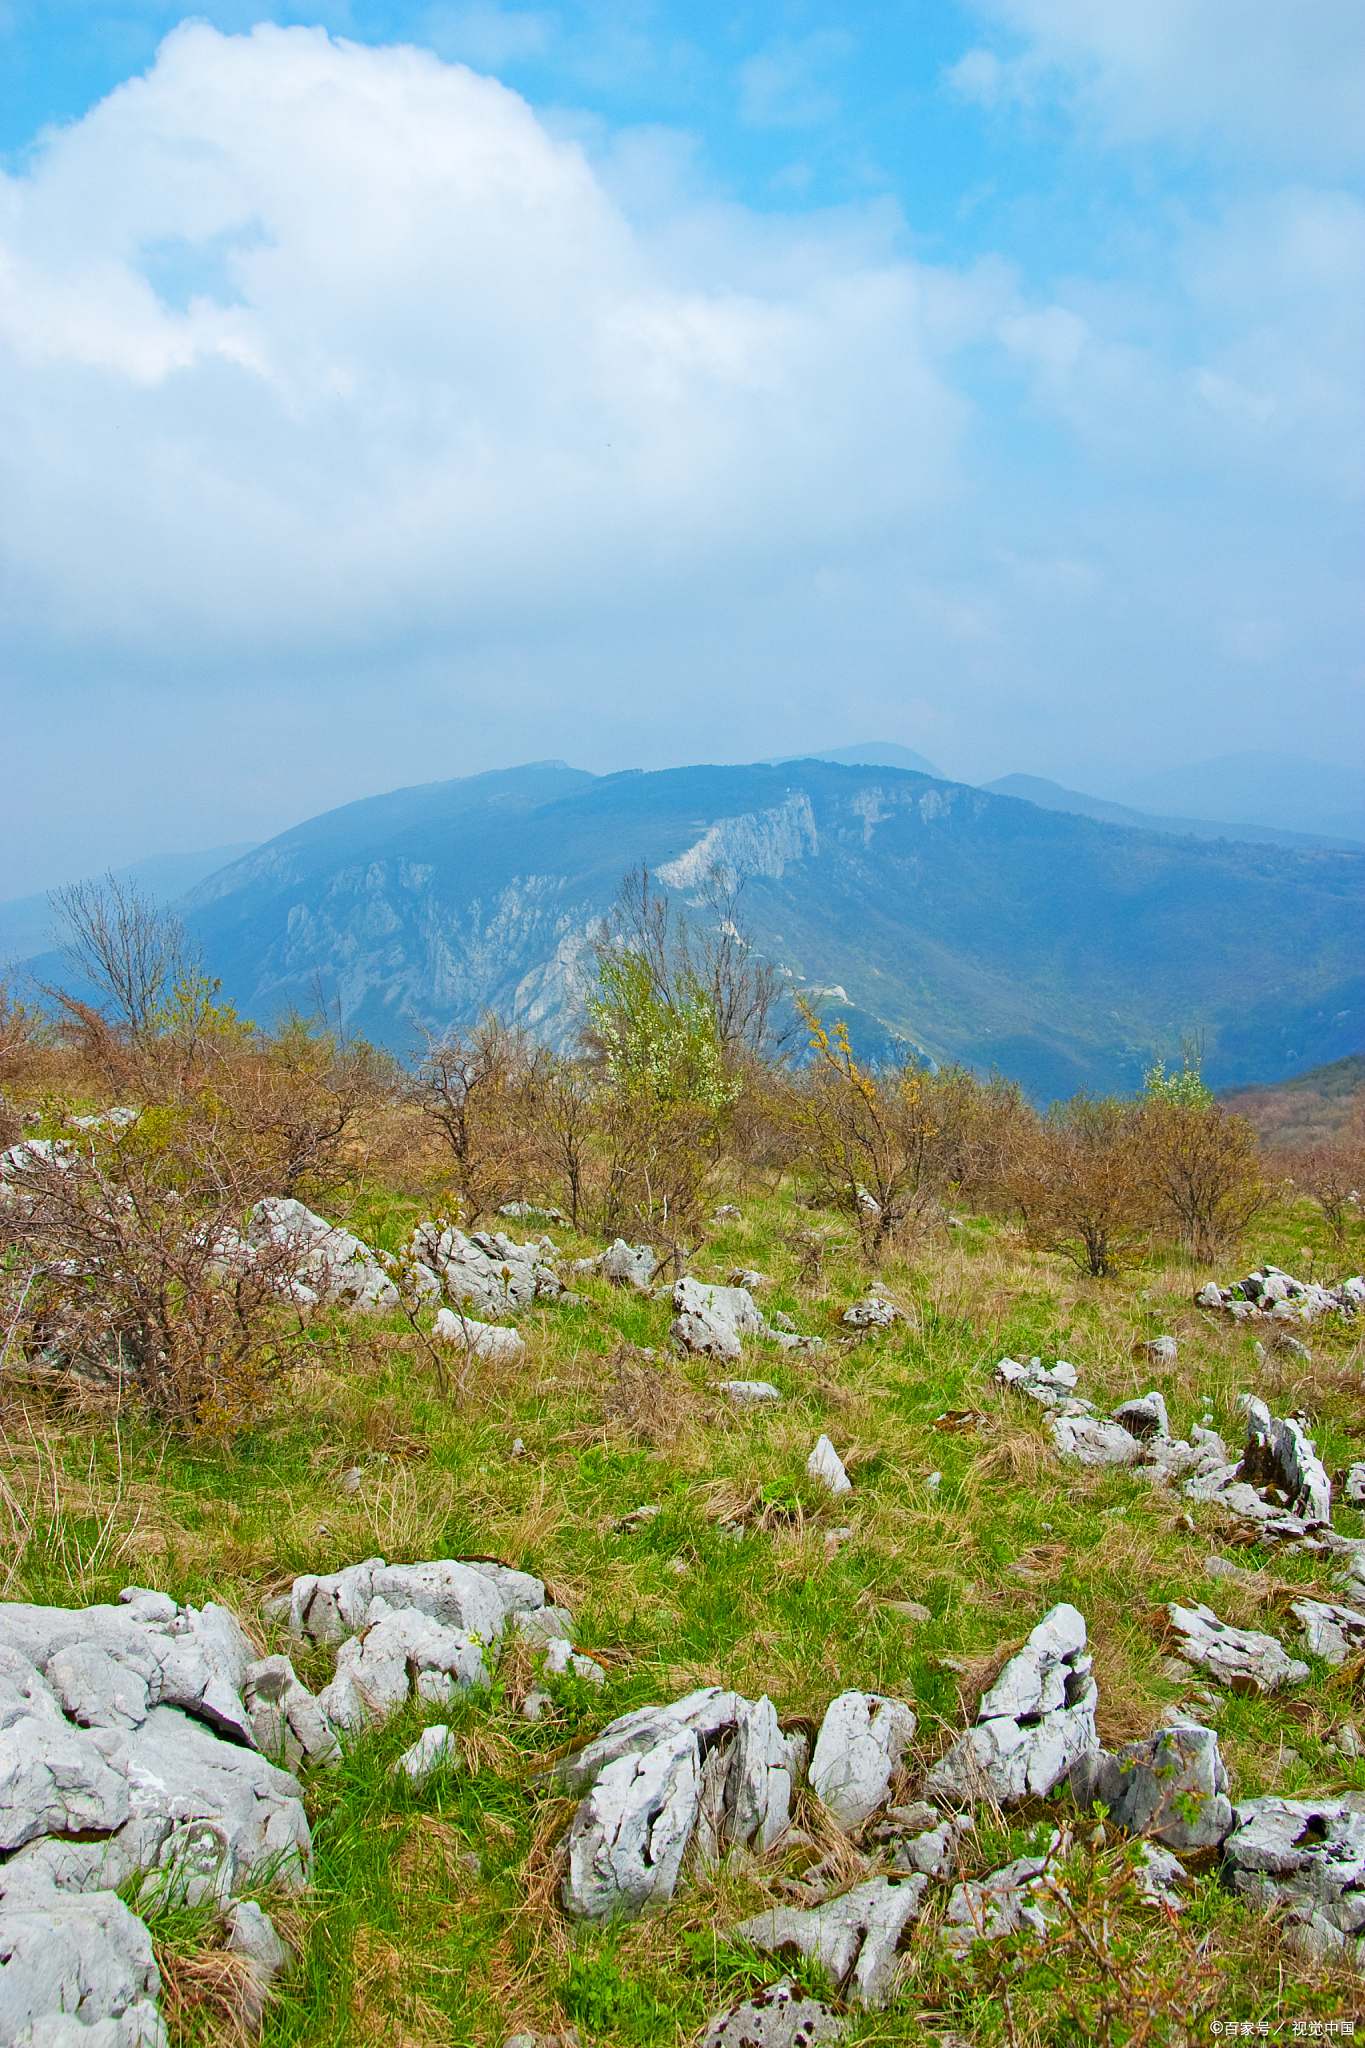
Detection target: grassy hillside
<box><xmin>6</xmin><ymin>1178</ymin><xmax>1363</xmax><ymax>2043</ymax></box>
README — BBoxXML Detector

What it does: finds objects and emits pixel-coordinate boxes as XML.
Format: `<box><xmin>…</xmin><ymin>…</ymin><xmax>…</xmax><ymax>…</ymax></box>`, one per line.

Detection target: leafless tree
<box><xmin>49</xmin><ymin>875</ymin><xmax>193</xmax><ymax>1039</ymax></box>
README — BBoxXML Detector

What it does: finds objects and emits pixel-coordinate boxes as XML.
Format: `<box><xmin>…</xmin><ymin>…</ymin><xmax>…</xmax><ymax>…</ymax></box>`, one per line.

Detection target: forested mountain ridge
<box><xmin>174</xmin><ymin>758</ymin><xmax>1364</xmax><ymax>1101</ymax></box>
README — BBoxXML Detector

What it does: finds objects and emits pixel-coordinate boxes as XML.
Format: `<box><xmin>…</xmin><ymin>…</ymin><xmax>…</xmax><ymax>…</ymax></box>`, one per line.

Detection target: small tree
<box><xmin>1140</xmin><ymin>1052</ymin><xmax>1265</xmax><ymax>1263</ymax></box>
<box><xmin>50</xmin><ymin>875</ymin><xmax>193</xmax><ymax>1041</ymax></box>
<box><xmin>417</xmin><ymin>1016</ymin><xmax>546</xmax><ymax>1225</ymax></box>
<box><xmin>793</xmin><ymin>998</ymin><xmax>946</xmax><ymax>1255</ymax></box>
<box><xmin>1010</xmin><ymin>1094</ymin><xmax>1151</xmax><ymax>1278</ymax></box>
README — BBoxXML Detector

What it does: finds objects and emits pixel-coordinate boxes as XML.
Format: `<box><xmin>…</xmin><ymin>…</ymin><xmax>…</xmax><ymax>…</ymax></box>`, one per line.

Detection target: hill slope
<box><xmin>176</xmin><ymin>759</ymin><xmax>1365</xmax><ymax>1100</ymax></box>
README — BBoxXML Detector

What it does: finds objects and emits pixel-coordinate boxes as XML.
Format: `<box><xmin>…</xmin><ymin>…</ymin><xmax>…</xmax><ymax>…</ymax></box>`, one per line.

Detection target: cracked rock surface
<box><xmin>732</xmin><ymin>1873</ymin><xmax>928</xmax><ymax>2008</ymax></box>
<box><xmin>1070</xmin><ymin>1724</ymin><xmax>1233</xmax><ymax>1851</ymax></box>
<box><xmin>927</xmin><ymin>1604</ymin><xmax>1096</xmax><ymax>1805</ymax></box>
<box><xmin>1290</xmin><ymin>1598</ymin><xmax>1365</xmax><ymax>1665</ymax></box>
<box><xmin>1222</xmin><ymin>1795</ymin><xmax>1365</xmax><ymax>1961</ymax></box>
<box><xmin>563</xmin><ymin>1727</ymin><xmax>701</xmax><ymax>1922</ymax></box>
<box><xmin>410</xmin><ymin>1223</ymin><xmax>562</xmax><ymax>1315</ymax></box>
<box><xmin>700</xmin><ymin>1976</ymin><xmax>846</xmax><ymax>2048</ymax></box>
<box><xmin>809</xmin><ymin>1691</ymin><xmax>915</xmax><ymax>1831</ymax></box>
<box><xmin>1166</xmin><ymin>1603</ymin><xmax>1308</xmax><ymax>1694</ymax></box>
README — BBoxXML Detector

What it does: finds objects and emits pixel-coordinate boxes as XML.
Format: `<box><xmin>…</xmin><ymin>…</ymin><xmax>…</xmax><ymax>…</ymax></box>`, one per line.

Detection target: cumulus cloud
<box><xmin>0</xmin><ymin>19</ymin><xmax>1360</xmax><ymax>891</ymax></box>
<box><xmin>0</xmin><ymin>23</ymin><xmax>978</xmax><ymax>676</ymax></box>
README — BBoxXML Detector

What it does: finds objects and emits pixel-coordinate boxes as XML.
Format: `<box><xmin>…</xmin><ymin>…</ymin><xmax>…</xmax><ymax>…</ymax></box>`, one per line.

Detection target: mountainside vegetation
<box><xmin>154</xmin><ymin>758</ymin><xmax>1365</xmax><ymax>1104</ymax></box>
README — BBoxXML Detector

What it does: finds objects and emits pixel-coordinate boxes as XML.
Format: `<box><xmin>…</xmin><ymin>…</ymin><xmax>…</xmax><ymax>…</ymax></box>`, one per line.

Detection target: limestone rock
<box><xmin>247</xmin><ymin>1197</ymin><xmax>398</xmax><ymax>1310</ymax></box>
<box><xmin>842</xmin><ymin>1299</ymin><xmax>901</xmax><ymax>1330</ymax></box>
<box><xmin>286</xmin><ymin>1556</ymin><xmax>521</xmax><ymax>1650</ymax></box>
<box><xmin>317</xmin><ymin>1610</ymin><xmax>490</xmax><ymax>1730</ymax></box>
<box><xmin>432</xmin><ymin>1309</ymin><xmax>526</xmax><ymax>1362</ymax></box>
<box><xmin>1138</xmin><ymin>1336</ymin><xmax>1178</xmax><ymax>1368</ymax></box>
<box><xmin>224</xmin><ymin>1898</ymin><xmax>288</xmax><ymax>2030</ymax></box>
<box><xmin>1050</xmin><ymin>1415</ymin><xmax>1142</xmax><ymax>1466</ymax></box>
<box><xmin>717</xmin><ymin>1381</ymin><xmax>783</xmax><ymax>1404</ymax></box>
<box><xmin>732</xmin><ymin>1873</ymin><xmax>927</xmax><ymax>2008</ymax></box>
<box><xmin>394</xmin><ymin>1726</ymin><xmax>460</xmax><ymax>1786</ymax></box>
<box><xmin>1166</xmin><ymin>1602</ymin><xmax>1309</xmax><ymax>1694</ymax></box>
<box><xmin>0</xmin><ymin>1888</ymin><xmax>165</xmax><ymax>2047</ymax></box>
<box><xmin>700</xmin><ymin>1978</ymin><xmax>846</xmax><ymax>2048</ymax></box>
<box><xmin>669</xmin><ymin>1278</ymin><xmax>764</xmax><ymax>1360</ymax></box>
<box><xmin>995</xmin><ymin>1356</ymin><xmax>1079</xmax><ymax>1408</ymax></box>
<box><xmin>810</xmin><ymin>1691</ymin><xmax>915</xmax><ymax>1831</ymax></box>
<box><xmin>540</xmin><ymin>1639</ymin><xmax>606</xmax><ymax>1687</ymax></box>
<box><xmin>1347</xmin><ymin>1463</ymin><xmax>1365</xmax><ymax>1508</ymax></box>
<box><xmin>1071</xmin><ymin>1724</ymin><xmax>1233</xmax><ymax>1852</ymax></box>
<box><xmin>1290</xmin><ymin>1598</ymin><xmax>1365</xmax><ymax>1666</ymax></box>
<box><xmin>941</xmin><ymin>1845</ymin><xmax>1058</xmax><ymax>1956</ymax></box>
<box><xmin>926</xmin><ymin>1604</ymin><xmax>1096</xmax><ymax>1806</ymax></box>
<box><xmin>1222</xmin><ymin>1795</ymin><xmax>1365</xmax><ymax>1950</ymax></box>
<box><xmin>243</xmin><ymin>1656</ymin><xmax>339</xmax><ymax>1771</ymax></box>
<box><xmin>411</xmin><ymin>1223</ymin><xmax>561</xmax><ymax>1314</ymax></box>
<box><xmin>553</xmin><ymin>1688</ymin><xmax>741</xmax><ymax>1798</ymax></box>
<box><xmin>724</xmin><ymin>1696</ymin><xmax>808</xmax><ymax>1854</ymax></box>
<box><xmin>598</xmin><ymin>1241</ymin><xmax>658</xmax><ymax>1289</ymax></box>
<box><xmin>0</xmin><ymin>1713</ymin><xmax>131</xmax><ymax>1850</ymax></box>
<box><xmin>563</xmin><ymin>1727</ymin><xmax>700</xmax><ymax>1921</ymax></box>
<box><xmin>1111</xmin><ymin>1391</ymin><xmax>1169</xmax><ymax>1440</ymax></box>
<box><xmin>807</xmin><ymin>1436</ymin><xmax>852</xmax><ymax>1497</ymax></box>
<box><xmin>1182</xmin><ymin>1398</ymin><xmax>1331</xmax><ymax>1533</ymax></box>
<box><xmin>892</xmin><ymin>1814</ymin><xmax>973</xmax><ymax>1879</ymax></box>
<box><xmin>1134</xmin><ymin>1841</ymin><xmax>1187</xmax><ymax>1910</ymax></box>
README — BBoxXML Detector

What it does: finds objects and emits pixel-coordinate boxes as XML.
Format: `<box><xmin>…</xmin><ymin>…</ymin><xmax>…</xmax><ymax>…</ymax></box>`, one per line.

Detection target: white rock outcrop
<box><xmin>669</xmin><ymin>1278</ymin><xmax>765</xmax><ymax>1361</ymax></box>
<box><xmin>245</xmin><ymin>1197</ymin><xmax>398</xmax><ymax>1310</ymax></box>
<box><xmin>809</xmin><ymin>1691</ymin><xmax>916</xmax><ymax>1831</ymax></box>
<box><xmin>927</xmin><ymin>1604</ymin><xmax>1097</xmax><ymax>1806</ymax></box>
<box><xmin>732</xmin><ymin>1874</ymin><xmax>927</xmax><ymax>2009</ymax></box>
<box><xmin>807</xmin><ymin>1436</ymin><xmax>852</xmax><ymax>1497</ymax></box>
<box><xmin>1289</xmin><ymin>1598</ymin><xmax>1365</xmax><ymax>1666</ymax></box>
<box><xmin>1165</xmin><ymin>1602</ymin><xmax>1309</xmax><ymax>1694</ymax></box>
<box><xmin>432</xmin><ymin>1308</ymin><xmax>526</xmax><ymax>1362</ymax></box>
<box><xmin>563</xmin><ymin>1726</ymin><xmax>701</xmax><ymax>1921</ymax></box>
<box><xmin>1222</xmin><ymin>1795</ymin><xmax>1365</xmax><ymax>1964</ymax></box>
<box><xmin>701</xmin><ymin>1978</ymin><xmax>846</xmax><ymax>2048</ymax></box>
<box><xmin>1070</xmin><ymin>1724</ymin><xmax>1233</xmax><ymax>1852</ymax></box>
<box><xmin>411</xmin><ymin>1223</ymin><xmax>561</xmax><ymax>1315</ymax></box>
<box><xmin>1196</xmin><ymin>1266</ymin><xmax>1363</xmax><ymax>1325</ymax></box>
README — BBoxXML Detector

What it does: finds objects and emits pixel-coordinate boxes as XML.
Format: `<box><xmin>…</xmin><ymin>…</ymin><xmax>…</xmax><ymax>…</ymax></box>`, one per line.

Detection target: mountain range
<box><xmin>6</xmin><ymin>757</ymin><xmax>1360</xmax><ymax>1102</ymax></box>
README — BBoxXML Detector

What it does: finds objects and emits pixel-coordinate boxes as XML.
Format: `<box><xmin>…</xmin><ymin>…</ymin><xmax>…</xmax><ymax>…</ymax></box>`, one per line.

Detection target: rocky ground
<box><xmin>2</xmin><ymin>1187</ymin><xmax>1364</xmax><ymax>2045</ymax></box>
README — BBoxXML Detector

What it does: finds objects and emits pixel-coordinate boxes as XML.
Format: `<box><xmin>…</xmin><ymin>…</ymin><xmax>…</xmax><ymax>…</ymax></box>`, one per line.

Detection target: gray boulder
<box><xmin>224</xmin><ymin>1898</ymin><xmax>289</xmax><ymax>2032</ymax></box>
<box><xmin>723</xmin><ymin>1696</ymin><xmax>808</xmax><ymax>1854</ymax></box>
<box><xmin>553</xmin><ymin>1688</ymin><xmax>742</xmax><ymax>1798</ymax></box>
<box><xmin>806</xmin><ymin>1436</ymin><xmax>852</xmax><ymax>1497</ymax></box>
<box><xmin>243</xmin><ymin>1656</ymin><xmax>339</xmax><ymax>1770</ymax></box>
<box><xmin>1290</xmin><ymin>1598</ymin><xmax>1365</xmax><ymax>1666</ymax></box>
<box><xmin>285</xmin><ymin>1556</ymin><xmax>519</xmax><ymax>1649</ymax></box>
<box><xmin>732</xmin><ymin>1874</ymin><xmax>927</xmax><ymax>2008</ymax></box>
<box><xmin>717</xmin><ymin>1381</ymin><xmax>783</xmax><ymax>1404</ymax></box>
<box><xmin>0</xmin><ymin>1888</ymin><xmax>165</xmax><ymax>2047</ymax></box>
<box><xmin>247</xmin><ymin>1197</ymin><xmax>398</xmax><ymax>1310</ymax></box>
<box><xmin>810</xmin><ymin>1691</ymin><xmax>916</xmax><ymax>1831</ymax></box>
<box><xmin>1165</xmin><ymin>1602</ymin><xmax>1308</xmax><ymax>1694</ymax></box>
<box><xmin>700</xmin><ymin>1978</ymin><xmax>845</xmax><ymax>2048</ymax></box>
<box><xmin>941</xmin><ymin>1844</ymin><xmax>1057</xmax><ymax>1957</ymax></box>
<box><xmin>995</xmin><ymin>1356</ymin><xmax>1079</xmax><ymax>1408</ymax></box>
<box><xmin>1222</xmin><ymin>1795</ymin><xmax>1365</xmax><ymax>1954</ymax></box>
<box><xmin>1050</xmin><ymin>1415</ymin><xmax>1142</xmax><ymax>1466</ymax></box>
<box><xmin>410</xmin><ymin>1223</ymin><xmax>561</xmax><ymax>1314</ymax></box>
<box><xmin>926</xmin><ymin>1603</ymin><xmax>1097</xmax><ymax>1806</ymax></box>
<box><xmin>394</xmin><ymin>1726</ymin><xmax>460</xmax><ymax>1787</ymax></box>
<box><xmin>317</xmin><ymin>1610</ymin><xmax>491</xmax><ymax>1730</ymax></box>
<box><xmin>1111</xmin><ymin>1391</ymin><xmax>1169</xmax><ymax>1440</ymax></box>
<box><xmin>598</xmin><ymin>1241</ymin><xmax>658</xmax><ymax>1289</ymax></box>
<box><xmin>1070</xmin><ymin>1724</ymin><xmax>1233</xmax><ymax>1852</ymax></box>
<box><xmin>563</xmin><ymin>1726</ymin><xmax>700</xmax><ymax>1921</ymax></box>
<box><xmin>670</xmin><ymin>1278</ymin><xmax>764</xmax><ymax>1361</ymax></box>
<box><xmin>842</xmin><ymin>1299</ymin><xmax>901</xmax><ymax>1330</ymax></box>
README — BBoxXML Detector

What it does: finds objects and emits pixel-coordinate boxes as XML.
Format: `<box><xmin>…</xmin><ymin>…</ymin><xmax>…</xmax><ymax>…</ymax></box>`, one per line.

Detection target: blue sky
<box><xmin>1</xmin><ymin>1</ymin><xmax>1362</xmax><ymax>891</ymax></box>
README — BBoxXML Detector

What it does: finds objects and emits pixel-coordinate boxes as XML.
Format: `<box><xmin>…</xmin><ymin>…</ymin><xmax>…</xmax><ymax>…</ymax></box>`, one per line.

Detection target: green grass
<box><xmin>5</xmin><ymin>1186</ymin><xmax>1365</xmax><ymax>2042</ymax></box>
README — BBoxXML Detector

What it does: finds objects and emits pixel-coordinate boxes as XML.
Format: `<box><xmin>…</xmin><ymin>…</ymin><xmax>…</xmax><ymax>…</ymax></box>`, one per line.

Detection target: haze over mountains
<box><xmin>5</xmin><ymin>752</ymin><xmax>1359</xmax><ymax>1103</ymax></box>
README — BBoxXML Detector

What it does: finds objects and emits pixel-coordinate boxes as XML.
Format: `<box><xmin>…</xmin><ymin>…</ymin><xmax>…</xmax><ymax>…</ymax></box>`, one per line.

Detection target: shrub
<box><xmin>1009</xmin><ymin>1094</ymin><xmax>1151</xmax><ymax>1278</ymax></box>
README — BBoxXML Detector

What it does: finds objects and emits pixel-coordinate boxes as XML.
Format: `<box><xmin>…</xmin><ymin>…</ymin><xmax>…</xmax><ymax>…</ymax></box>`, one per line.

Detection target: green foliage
<box><xmin>589</xmin><ymin>947</ymin><xmax>738</xmax><ymax>1114</ymax></box>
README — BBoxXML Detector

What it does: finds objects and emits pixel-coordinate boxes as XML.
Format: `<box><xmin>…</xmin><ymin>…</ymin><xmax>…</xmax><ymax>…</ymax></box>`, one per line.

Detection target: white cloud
<box><xmin>952</xmin><ymin>0</ymin><xmax>1365</xmax><ymax>169</ymax></box>
<box><xmin>0</xmin><ymin>22</ymin><xmax>1360</xmax><ymax>891</ymax></box>
<box><xmin>0</xmin><ymin>24</ymin><xmax>976</xmax><ymax>673</ymax></box>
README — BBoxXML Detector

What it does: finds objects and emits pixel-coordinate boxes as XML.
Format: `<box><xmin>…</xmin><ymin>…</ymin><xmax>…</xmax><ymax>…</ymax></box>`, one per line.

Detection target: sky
<box><xmin>1</xmin><ymin>1</ymin><xmax>1362</xmax><ymax>894</ymax></box>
